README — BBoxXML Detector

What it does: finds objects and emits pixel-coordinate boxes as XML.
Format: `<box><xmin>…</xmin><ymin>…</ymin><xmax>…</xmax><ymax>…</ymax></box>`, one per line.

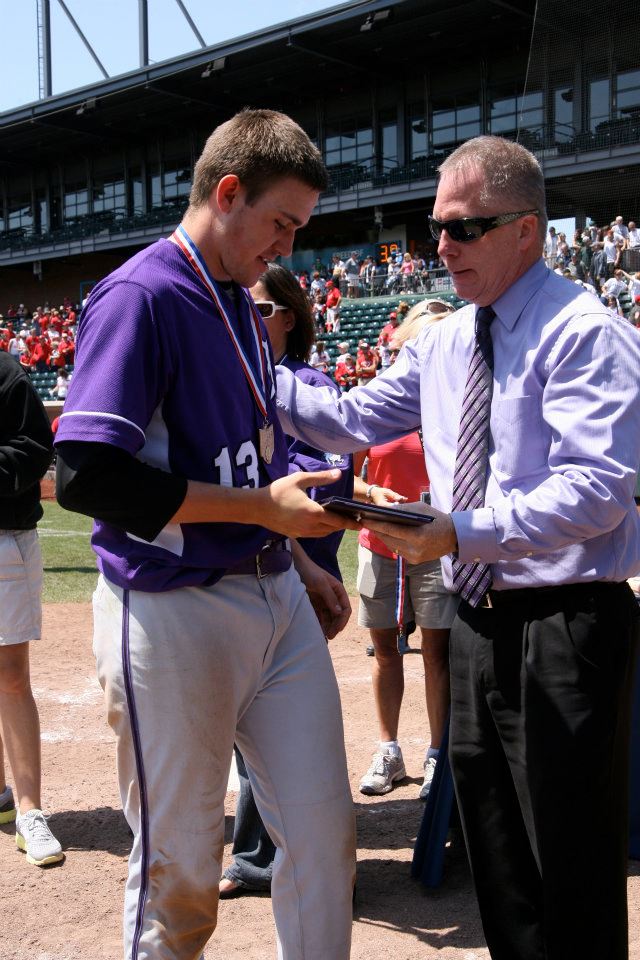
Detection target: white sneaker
<box><xmin>16</xmin><ymin>809</ymin><xmax>64</xmax><ymax>866</ymax></box>
<box><xmin>0</xmin><ymin>785</ymin><xmax>16</xmax><ymax>824</ymax></box>
<box><xmin>359</xmin><ymin>750</ymin><xmax>406</xmax><ymax>795</ymax></box>
<box><xmin>419</xmin><ymin>756</ymin><xmax>438</xmax><ymax>800</ymax></box>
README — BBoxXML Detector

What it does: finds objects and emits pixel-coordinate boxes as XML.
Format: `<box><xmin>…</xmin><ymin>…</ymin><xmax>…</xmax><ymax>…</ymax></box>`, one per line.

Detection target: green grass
<box><xmin>38</xmin><ymin>502</ymin><xmax>361</xmax><ymax>604</ymax></box>
<box><xmin>39</xmin><ymin>501</ymin><xmax>97</xmax><ymax>603</ymax></box>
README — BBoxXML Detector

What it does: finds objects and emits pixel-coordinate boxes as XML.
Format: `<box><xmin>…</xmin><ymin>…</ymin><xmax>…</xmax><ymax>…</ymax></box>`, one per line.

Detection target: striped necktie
<box><xmin>450</xmin><ymin>305</ymin><xmax>495</xmax><ymax>606</ymax></box>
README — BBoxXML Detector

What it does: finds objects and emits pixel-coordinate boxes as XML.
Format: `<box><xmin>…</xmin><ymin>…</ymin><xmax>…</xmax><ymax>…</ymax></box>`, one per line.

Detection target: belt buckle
<box><xmin>480</xmin><ymin>592</ymin><xmax>493</xmax><ymax>609</ymax></box>
<box><xmin>256</xmin><ymin>550</ymin><xmax>266</xmax><ymax>579</ymax></box>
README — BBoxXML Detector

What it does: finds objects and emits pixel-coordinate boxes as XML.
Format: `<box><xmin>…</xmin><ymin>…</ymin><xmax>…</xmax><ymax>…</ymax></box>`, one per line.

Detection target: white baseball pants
<box><xmin>93</xmin><ymin>566</ymin><xmax>355</xmax><ymax>960</ymax></box>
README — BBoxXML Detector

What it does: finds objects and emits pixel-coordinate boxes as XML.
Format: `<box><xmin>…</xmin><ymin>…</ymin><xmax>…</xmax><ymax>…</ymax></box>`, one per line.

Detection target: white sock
<box><xmin>380</xmin><ymin>740</ymin><xmax>401</xmax><ymax>756</ymax></box>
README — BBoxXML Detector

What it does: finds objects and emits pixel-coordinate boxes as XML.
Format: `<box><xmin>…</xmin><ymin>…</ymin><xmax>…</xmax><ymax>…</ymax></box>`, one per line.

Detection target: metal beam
<box><xmin>55</xmin><ymin>0</ymin><xmax>110</xmax><ymax>79</ymax></box>
<box><xmin>40</xmin><ymin>0</ymin><xmax>53</xmax><ymax>98</ymax></box>
<box><xmin>139</xmin><ymin>0</ymin><xmax>149</xmax><ymax>68</ymax></box>
<box><xmin>172</xmin><ymin>0</ymin><xmax>207</xmax><ymax>48</ymax></box>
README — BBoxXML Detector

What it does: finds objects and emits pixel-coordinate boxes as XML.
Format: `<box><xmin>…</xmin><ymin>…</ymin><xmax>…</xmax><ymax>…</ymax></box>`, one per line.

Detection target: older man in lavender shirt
<box><xmin>276</xmin><ymin>136</ymin><xmax>640</xmax><ymax>960</ymax></box>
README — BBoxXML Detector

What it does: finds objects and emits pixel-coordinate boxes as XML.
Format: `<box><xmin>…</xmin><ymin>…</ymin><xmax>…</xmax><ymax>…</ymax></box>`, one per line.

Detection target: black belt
<box><xmin>476</xmin><ymin>580</ymin><xmax>628</xmax><ymax>609</ymax></box>
<box><xmin>226</xmin><ymin>539</ymin><xmax>292</xmax><ymax>579</ymax></box>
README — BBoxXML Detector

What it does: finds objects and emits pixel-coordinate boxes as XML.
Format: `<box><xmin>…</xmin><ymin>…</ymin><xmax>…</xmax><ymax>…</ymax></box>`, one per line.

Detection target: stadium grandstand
<box><xmin>1</xmin><ymin>0</ymin><xmax>639</xmax><ymax>376</ymax></box>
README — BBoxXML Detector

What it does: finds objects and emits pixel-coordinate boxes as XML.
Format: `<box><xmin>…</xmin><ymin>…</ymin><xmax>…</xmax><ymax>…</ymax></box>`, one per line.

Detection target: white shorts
<box><xmin>0</xmin><ymin>529</ymin><xmax>43</xmax><ymax>645</ymax></box>
<box><xmin>357</xmin><ymin>544</ymin><xmax>458</xmax><ymax>630</ymax></box>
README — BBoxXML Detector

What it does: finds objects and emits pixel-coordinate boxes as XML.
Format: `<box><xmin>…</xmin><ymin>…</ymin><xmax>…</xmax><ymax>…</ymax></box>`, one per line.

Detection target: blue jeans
<box><xmin>223</xmin><ymin>746</ymin><xmax>275</xmax><ymax>891</ymax></box>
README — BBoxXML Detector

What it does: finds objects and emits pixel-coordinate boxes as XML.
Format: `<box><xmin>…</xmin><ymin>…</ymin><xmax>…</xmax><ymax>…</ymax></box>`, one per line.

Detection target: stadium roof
<box><xmin>0</xmin><ymin>0</ymin><xmax>536</xmax><ymax>166</ymax></box>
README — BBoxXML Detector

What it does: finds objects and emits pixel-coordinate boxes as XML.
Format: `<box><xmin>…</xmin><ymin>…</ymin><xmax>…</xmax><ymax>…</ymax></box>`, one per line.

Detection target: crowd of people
<box><xmin>0</xmin><ymin>302</ymin><xmax>78</xmax><ymax>382</ymax></box>
<box><xmin>544</xmin><ymin>217</ymin><xmax>640</xmax><ymax>320</ymax></box>
<box><xmin>296</xmin><ymin>248</ymin><xmax>447</xmax><ymax>312</ymax></box>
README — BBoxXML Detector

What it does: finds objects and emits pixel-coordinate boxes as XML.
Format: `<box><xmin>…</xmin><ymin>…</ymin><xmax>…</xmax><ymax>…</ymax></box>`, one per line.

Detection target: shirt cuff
<box><xmin>451</xmin><ymin>507</ymin><xmax>498</xmax><ymax>563</ymax></box>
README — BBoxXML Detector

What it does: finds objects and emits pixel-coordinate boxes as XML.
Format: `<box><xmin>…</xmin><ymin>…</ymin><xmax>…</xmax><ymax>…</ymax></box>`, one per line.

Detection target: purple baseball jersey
<box><xmin>282</xmin><ymin>357</ymin><xmax>353</xmax><ymax>580</ymax></box>
<box><xmin>55</xmin><ymin>239</ymin><xmax>289</xmax><ymax>592</ymax></box>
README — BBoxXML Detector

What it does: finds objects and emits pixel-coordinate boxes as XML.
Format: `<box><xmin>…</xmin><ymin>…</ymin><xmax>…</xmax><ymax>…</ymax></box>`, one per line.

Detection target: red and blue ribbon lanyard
<box><xmin>395</xmin><ymin>555</ymin><xmax>419</xmax><ymax>655</ymax></box>
<box><xmin>171</xmin><ymin>224</ymin><xmax>275</xmax><ymax>463</ymax></box>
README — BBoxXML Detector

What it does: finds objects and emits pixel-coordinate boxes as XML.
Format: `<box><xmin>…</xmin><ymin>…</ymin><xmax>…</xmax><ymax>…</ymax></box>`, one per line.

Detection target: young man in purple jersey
<box><xmin>55</xmin><ymin>109</ymin><xmax>357</xmax><ymax>960</ymax></box>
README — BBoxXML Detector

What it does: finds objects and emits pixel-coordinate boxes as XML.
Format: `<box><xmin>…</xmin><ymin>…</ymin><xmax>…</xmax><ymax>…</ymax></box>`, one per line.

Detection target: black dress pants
<box><xmin>449</xmin><ymin>581</ymin><xmax>638</xmax><ymax>960</ymax></box>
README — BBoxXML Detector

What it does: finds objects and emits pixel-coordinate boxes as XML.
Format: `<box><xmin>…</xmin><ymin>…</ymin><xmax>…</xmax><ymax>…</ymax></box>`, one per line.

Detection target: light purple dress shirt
<box><xmin>276</xmin><ymin>259</ymin><xmax>640</xmax><ymax>591</ymax></box>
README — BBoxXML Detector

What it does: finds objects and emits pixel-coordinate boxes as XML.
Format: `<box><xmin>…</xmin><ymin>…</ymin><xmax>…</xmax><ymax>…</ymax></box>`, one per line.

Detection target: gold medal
<box><xmin>259</xmin><ymin>422</ymin><xmax>275</xmax><ymax>464</ymax></box>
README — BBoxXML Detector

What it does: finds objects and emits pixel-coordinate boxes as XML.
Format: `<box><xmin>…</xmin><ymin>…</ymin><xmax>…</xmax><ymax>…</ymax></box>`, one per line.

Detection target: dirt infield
<box><xmin>1</xmin><ymin>601</ymin><xmax>638</xmax><ymax>960</ymax></box>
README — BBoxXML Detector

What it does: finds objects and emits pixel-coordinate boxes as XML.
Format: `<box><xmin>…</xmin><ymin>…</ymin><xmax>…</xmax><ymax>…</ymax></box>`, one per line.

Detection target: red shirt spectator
<box><xmin>334</xmin><ymin>355</ymin><xmax>358</xmax><ymax>391</ymax></box>
<box><xmin>59</xmin><ymin>335</ymin><xmax>75</xmax><ymax>365</ymax></box>
<box><xmin>378</xmin><ymin>312</ymin><xmax>400</xmax><ymax>345</ymax></box>
<box><xmin>356</xmin><ymin>341</ymin><xmax>379</xmax><ymax>383</ymax></box>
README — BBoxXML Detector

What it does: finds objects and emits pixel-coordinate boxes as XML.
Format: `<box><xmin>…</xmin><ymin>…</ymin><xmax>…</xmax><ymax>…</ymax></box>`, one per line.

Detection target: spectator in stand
<box><xmin>578</xmin><ymin>234</ymin><xmax>593</xmax><ymax>272</ymax></box>
<box><xmin>377</xmin><ymin>332</ymin><xmax>392</xmax><ymax>371</ymax></box>
<box><xmin>629</xmin><ymin>296</ymin><xmax>640</xmax><ymax>327</ymax></box>
<box><xmin>335</xmin><ymin>341</ymin><xmax>351</xmax><ymax>364</ymax></box>
<box><xmin>310</xmin><ymin>271</ymin><xmax>326</xmax><ymax>298</ymax></box>
<box><xmin>312</xmin><ymin>256</ymin><xmax>327</xmax><ymax>277</ymax></box>
<box><xmin>343</xmin><ymin>252</ymin><xmax>361</xmax><ymax>298</ymax></box>
<box><xmin>31</xmin><ymin>336</ymin><xmax>51</xmax><ymax>374</ymax></box>
<box><xmin>62</xmin><ymin>306</ymin><xmax>77</xmax><ymax>334</ymax></box>
<box><xmin>605</xmin><ymin>294</ymin><xmax>624</xmax><ymax>317</ymax></box>
<box><xmin>385</xmin><ymin>256</ymin><xmax>401</xmax><ymax>292</ymax></box>
<box><xmin>604</xmin><ymin>228</ymin><xmax>620</xmax><ymax>276</ymax></box>
<box><xmin>49</xmin><ymin>368</ymin><xmax>69</xmax><ymax>400</ymax></box>
<box><xmin>310</xmin><ymin>340</ymin><xmax>330</xmax><ymax>373</ymax></box>
<box><xmin>355</xmin><ymin>340</ymin><xmax>378</xmax><ymax>385</ymax></box>
<box><xmin>8</xmin><ymin>331</ymin><xmax>24</xmax><ymax>360</ymax></box>
<box><xmin>590</xmin><ymin>242</ymin><xmax>608</xmax><ymax>291</ymax></box>
<box><xmin>49</xmin><ymin>340</ymin><xmax>65</xmax><ymax>370</ymax></box>
<box><xmin>298</xmin><ymin>271</ymin><xmax>309</xmax><ymax>294</ymax></box>
<box><xmin>556</xmin><ymin>232</ymin><xmax>570</xmax><ymax>266</ymax></box>
<box><xmin>49</xmin><ymin>310</ymin><xmax>63</xmax><ymax>337</ymax></box>
<box><xmin>378</xmin><ymin>310</ymin><xmax>400</xmax><ymax>347</ymax></box>
<box><xmin>396</xmin><ymin>301</ymin><xmax>410</xmax><ymax>322</ymax></box>
<box><xmin>361</xmin><ymin>256</ymin><xmax>375</xmax><ymax>294</ymax></box>
<box><xmin>58</xmin><ymin>333</ymin><xmax>75</xmax><ymax>367</ymax></box>
<box><xmin>567</xmin><ymin>253</ymin><xmax>586</xmax><ymax>280</ymax></box>
<box><xmin>399</xmin><ymin>252</ymin><xmax>415</xmax><ymax>290</ymax></box>
<box><xmin>543</xmin><ymin>225</ymin><xmax>558</xmax><ymax>267</ymax></box>
<box><xmin>311</xmin><ymin>292</ymin><xmax>326</xmax><ymax>335</ymax></box>
<box><xmin>620</xmin><ymin>268</ymin><xmax>640</xmax><ymax>301</ymax></box>
<box><xmin>331</xmin><ymin>254</ymin><xmax>344</xmax><ymax>284</ymax></box>
<box><xmin>627</xmin><ymin>222</ymin><xmax>640</xmax><ymax>249</ymax></box>
<box><xmin>601</xmin><ymin>269</ymin><xmax>627</xmax><ymax>304</ymax></box>
<box><xmin>613</xmin><ymin>216</ymin><xmax>629</xmax><ymax>245</ymax></box>
<box><xmin>325</xmin><ymin>279</ymin><xmax>341</xmax><ymax>333</ymax></box>
<box><xmin>335</xmin><ymin>352</ymin><xmax>358</xmax><ymax>393</ymax></box>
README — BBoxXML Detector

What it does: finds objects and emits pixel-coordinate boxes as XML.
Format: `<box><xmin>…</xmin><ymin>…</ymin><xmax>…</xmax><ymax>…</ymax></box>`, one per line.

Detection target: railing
<box><xmin>336</xmin><ymin>268</ymin><xmax>454</xmax><ymax>299</ymax></box>
<box><xmin>0</xmin><ymin>200</ymin><xmax>188</xmax><ymax>255</ymax></box>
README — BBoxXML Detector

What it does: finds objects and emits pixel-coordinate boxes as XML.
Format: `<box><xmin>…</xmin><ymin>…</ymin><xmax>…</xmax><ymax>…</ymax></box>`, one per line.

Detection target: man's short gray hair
<box><xmin>438</xmin><ymin>136</ymin><xmax>548</xmax><ymax>243</ymax></box>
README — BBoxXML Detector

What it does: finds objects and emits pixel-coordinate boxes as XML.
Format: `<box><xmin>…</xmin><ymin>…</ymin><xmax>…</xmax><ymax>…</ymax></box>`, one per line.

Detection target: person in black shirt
<box><xmin>0</xmin><ymin>353</ymin><xmax>63</xmax><ymax>866</ymax></box>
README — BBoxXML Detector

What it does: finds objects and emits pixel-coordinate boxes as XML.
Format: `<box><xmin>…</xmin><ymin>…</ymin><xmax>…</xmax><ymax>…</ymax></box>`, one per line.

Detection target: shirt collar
<box><xmin>490</xmin><ymin>258</ymin><xmax>549</xmax><ymax>332</ymax></box>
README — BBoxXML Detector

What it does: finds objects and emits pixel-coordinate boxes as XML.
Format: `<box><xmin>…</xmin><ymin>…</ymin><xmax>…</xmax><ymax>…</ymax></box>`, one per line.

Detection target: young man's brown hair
<box><xmin>189</xmin><ymin>108</ymin><xmax>328</xmax><ymax>208</ymax></box>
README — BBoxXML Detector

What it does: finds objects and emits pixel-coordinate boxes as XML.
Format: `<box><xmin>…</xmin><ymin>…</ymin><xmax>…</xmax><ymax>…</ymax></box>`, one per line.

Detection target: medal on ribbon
<box><xmin>171</xmin><ymin>225</ymin><xmax>275</xmax><ymax>463</ymax></box>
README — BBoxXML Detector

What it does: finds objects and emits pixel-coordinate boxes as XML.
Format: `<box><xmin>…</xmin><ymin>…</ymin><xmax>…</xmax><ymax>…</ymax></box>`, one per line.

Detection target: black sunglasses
<box><xmin>428</xmin><ymin>209</ymin><xmax>539</xmax><ymax>244</ymax></box>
